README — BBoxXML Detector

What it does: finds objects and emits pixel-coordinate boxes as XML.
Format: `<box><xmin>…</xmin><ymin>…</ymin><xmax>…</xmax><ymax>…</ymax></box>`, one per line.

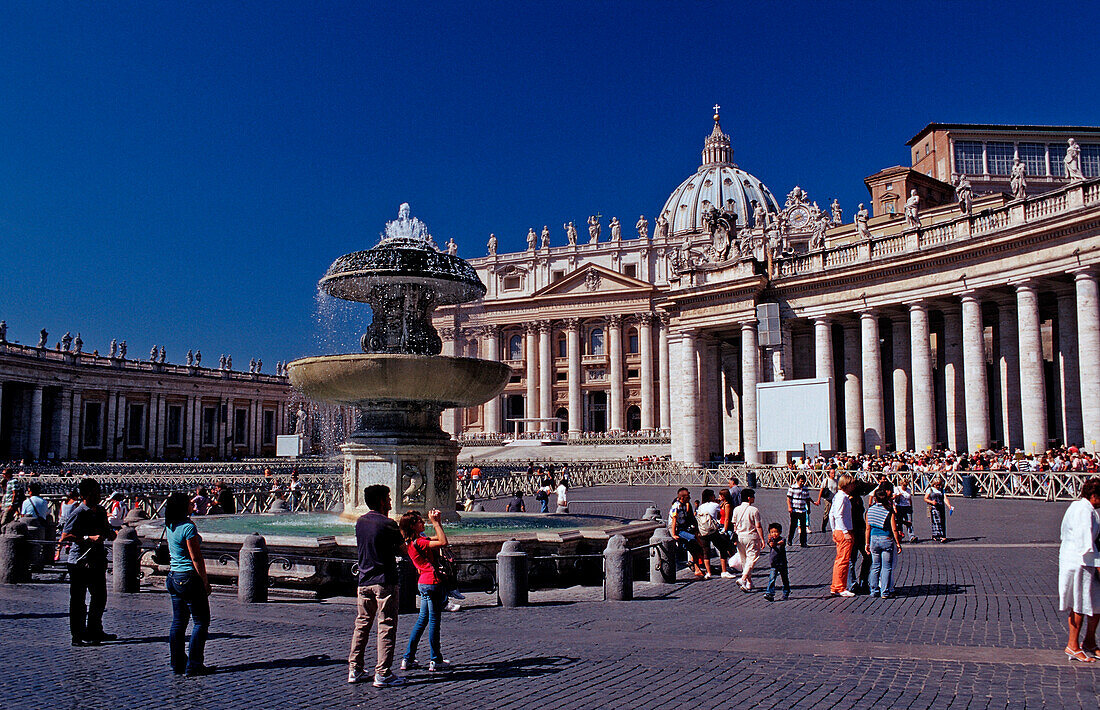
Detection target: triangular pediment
<box><xmin>531</xmin><ymin>263</ymin><xmax>654</xmax><ymax>298</ymax></box>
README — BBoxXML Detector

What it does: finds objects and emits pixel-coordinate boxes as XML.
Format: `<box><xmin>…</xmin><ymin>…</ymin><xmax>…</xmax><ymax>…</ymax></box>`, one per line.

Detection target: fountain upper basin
<box><xmin>287</xmin><ymin>353</ymin><xmax>511</xmax><ymax>408</ymax></box>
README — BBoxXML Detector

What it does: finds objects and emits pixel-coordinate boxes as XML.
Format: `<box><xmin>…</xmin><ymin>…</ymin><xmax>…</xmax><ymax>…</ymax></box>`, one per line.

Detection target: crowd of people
<box><xmin>666</xmin><ymin>470</ymin><xmax>954</xmax><ymax>603</ymax></box>
<box><xmin>785</xmin><ymin>445</ymin><xmax>1100</xmax><ymax>475</ymax></box>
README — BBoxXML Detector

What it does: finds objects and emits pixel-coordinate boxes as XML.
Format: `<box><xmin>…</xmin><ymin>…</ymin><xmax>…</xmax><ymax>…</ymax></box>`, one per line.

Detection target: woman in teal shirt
<box><xmin>164</xmin><ymin>492</ymin><xmax>213</xmax><ymax>676</ymax></box>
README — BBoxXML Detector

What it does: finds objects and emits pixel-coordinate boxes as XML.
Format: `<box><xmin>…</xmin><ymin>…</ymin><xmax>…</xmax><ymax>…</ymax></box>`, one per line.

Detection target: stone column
<box><xmin>566</xmin><ymin>319</ymin><xmax>582</xmax><ymax>437</ymax></box>
<box><xmin>482</xmin><ymin>326</ymin><xmax>502</xmax><ymax>434</ymax></box>
<box><xmin>910</xmin><ymin>303</ymin><xmax>936</xmax><ymax>452</ymax></box>
<box><xmin>680</xmin><ymin>329</ymin><xmax>700</xmax><ymax>465</ymax></box>
<box><xmin>740</xmin><ymin>322</ymin><xmax>760</xmax><ymax>464</ymax></box>
<box><xmin>942</xmin><ymin>308</ymin><xmax>966</xmax><ymax>452</ymax></box>
<box><xmin>638</xmin><ymin>314</ymin><xmax>655</xmax><ymax>430</ymax></box>
<box><xmin>69</xmin><ymin>390</ymin><xmax>81</xmax><ymax>459</ymax></box>
<box><xmin>658</xmin><ymin>315</ymin><xmax>671</xmax><ymax>432</ymax></box>
<box><xmin>960</xmin><ymin>292</ymin><xmax>990</xmax><ymax>450</ymax></box>
<box><xmin>1016</xmin><ymin>281</ymin><xmax>1048</xmax><ymax>454</ymax></box>
<box><xmin>860</xmin><ymin>313</ymin><xmax>885</xmax><ymax>454</ymax></box>
<box><xmin>106</xmin><ymin>391</ymin><xmax>120</xmax><ymax>460</ymax></box>
<box><xmin>1057</xmin><ymin>291</ymin><xmax>1083</xmax><ymax>446</ymax></box>
<box><xmin>608</xmin><ymin>315</ymin><xmax>624</xmax><ymax>432</ymax></box>
<box><xmin>997</xmin><ymin>301</ymin><xmax>1023</xmax><ymax>450</ymax></box>
<box><xmin>538</xmin><ymin>322</ymin><xmax>553</xmax><ymax>431</ymax></box>
<box><xmin>891</xmin><ymin>318</ymin><xmax>912</xmax><ymax>451</ymax></box>
<box><xmin>814</xmin><ymin>318</ymin><xmax>833</xmax><ymax>380</ymax></box>
<box><xmin>524</xmin><ymin>323</ymin><xmax>538</xmax><ymax>433</ymax></box>
<box><xmin>1075</xmin><ymin>271</ymin><xmax>1100</xmax><ymax>450</ymax></box>
<box><xmin>842</xmin><ymin>322</ymin><xmax>863</xmax><ymax>454</ymax></box>
<box><xmin>57</xmin><ymin>388</ymin><xmax>72</xmax><ymax>462</ymax></box>
<box><xmin>440</xmin><ymin>328</ymin><xmax>458</xmax><ymax>437</ymax></box>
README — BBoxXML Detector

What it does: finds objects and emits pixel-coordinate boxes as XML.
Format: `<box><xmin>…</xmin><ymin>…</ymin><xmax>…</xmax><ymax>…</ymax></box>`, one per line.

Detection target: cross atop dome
<box><xmin>702</xmin><ymin>105</ymin><xmax>732</xmax><ymax>166</ymax></box>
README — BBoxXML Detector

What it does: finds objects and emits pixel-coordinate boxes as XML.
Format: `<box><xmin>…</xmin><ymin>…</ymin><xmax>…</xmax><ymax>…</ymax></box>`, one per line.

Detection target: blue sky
<box><xmin>1</xmin><ymin>2</ymin><xmax>1098</xmax><ymax>365</ymax></box>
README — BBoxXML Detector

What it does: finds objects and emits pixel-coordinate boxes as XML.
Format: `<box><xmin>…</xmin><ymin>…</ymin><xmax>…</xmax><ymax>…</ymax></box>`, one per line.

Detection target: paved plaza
<box><xmin>2</xmin><ymin>487</ymin><xmax>1098</xmax><ymax>709</ymax></box>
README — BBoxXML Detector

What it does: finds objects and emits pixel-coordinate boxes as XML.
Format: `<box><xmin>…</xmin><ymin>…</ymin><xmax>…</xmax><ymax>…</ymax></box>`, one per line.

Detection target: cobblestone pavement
<box><xmin>2</xmin><ymin>487</ymin><xmax>1098</xmax><ymax>709</ymax></box>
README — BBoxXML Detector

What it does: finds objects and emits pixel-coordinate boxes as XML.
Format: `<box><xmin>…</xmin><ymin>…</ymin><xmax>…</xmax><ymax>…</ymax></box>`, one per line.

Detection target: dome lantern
<box><xmin>658</xmin><ymin>108</ymin><xmax>779</xmax><ymax>236</ymax></box>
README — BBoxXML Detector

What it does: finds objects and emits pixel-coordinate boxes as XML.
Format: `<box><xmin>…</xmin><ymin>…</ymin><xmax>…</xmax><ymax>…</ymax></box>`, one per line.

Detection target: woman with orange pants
<box><xmin>829</xmin><ymin>475</ymin><xmax>856</xmax><ymax>597</ymax></box>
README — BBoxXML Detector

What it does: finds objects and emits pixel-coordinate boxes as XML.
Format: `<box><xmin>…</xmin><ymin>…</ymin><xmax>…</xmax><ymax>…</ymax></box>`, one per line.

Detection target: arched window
<box><xmin>589</xmin><ymin>328</ymin><xmax>604</xmax><ymax>356</ymax></box>
<box><xmin>627</xmin><ymin>328</ymin><xmax>639</xmax><ymax>354</ymax></box>
<box><xmin>508</xmin><ymin>334</ymin><xmax>523</xmax><ymax>360</ymax></box>
<box><xmin>557</xmin><ymin>335</ymin><xmax>567</xmax><ymax>358</ymax></box>
<box><xmin>554</xmin><ymin>407</ymin><xmax>568</xmax><ymax>434</ymax></box>
<box><xmin>626</xmin><ymin>405</ymin><xmax>641</xmax><ymax>432</ymax></box>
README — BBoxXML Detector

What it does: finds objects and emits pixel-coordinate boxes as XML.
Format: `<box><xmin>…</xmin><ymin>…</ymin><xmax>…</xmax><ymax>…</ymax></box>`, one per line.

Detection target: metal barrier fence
<box><xmin>7</xmin><ymin>460</ymin><xmax>1089</xmax><ymax>506</ymax></box>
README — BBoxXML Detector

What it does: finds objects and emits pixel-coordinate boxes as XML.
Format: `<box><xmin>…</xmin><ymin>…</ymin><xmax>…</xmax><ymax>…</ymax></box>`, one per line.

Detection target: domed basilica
<box><xmin>433</xmin><ymin>113</ymin><xmax>1100</xmax><ymax>465</ymax></box>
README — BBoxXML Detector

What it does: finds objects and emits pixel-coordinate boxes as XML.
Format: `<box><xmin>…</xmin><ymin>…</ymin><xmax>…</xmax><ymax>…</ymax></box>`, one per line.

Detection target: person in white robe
<box><xmin>1059</xmin><ymin>477</ymin><xmax>1100</xmax><ymax>662</ymax></box>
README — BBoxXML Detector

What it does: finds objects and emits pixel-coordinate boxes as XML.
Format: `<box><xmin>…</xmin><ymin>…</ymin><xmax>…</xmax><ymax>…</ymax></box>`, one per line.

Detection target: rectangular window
<box><xmin>953</xmin><ymin>140</ymin><xmax>983</xmax><ymax>175</ymax></box>
<box><xmin>82</xmin><ymin>402</ymin><xmax>103</xmax><ymax>449</ymax></box>
<box><xmin>167</xmin><ymin>405</ymin><xmax>183</xmax><ymax>447</ymax></box>
<box><xmin>552</xmin><ymin>270</ymin><xmax>565</xmax><ymax>283</ymax></box>
<box><xmin>502</xmin><ymin>275</ymin><xmax>521</xmax><ymax>290</ymax></box>
<box><xmin>234</xmin><ymin>408</ymin><xmax>248</xmax><ymax>445</ymax></box>
<box><xmin>1049</xmin><ymin>144</ymin><xmax>1067</xmax><ymax>177</ymax></box>
<box><xmin>556</xmin><ymin>371</ymin><xmax>568</xmax><ymax>382</ymax></box>
<box><xmin>557</xmin><ymin>338</ymin><xmax>567</xmax><ymax>358</ymax></box>
<box><xmin>202</xmin><ymin>406</ymin><xmax>217</xmax><ymax>446</ymax></box>
<box><xmin>623</xmin><ymin>264</ymin><xmax>637</xmax><ymax>279</ymax></box>
<box><xmin>1081</xmin><ymin>145</ymin><xmax>1100</xmax><ymax>178</ymax></box>
<box><xmin>627</xmin><ymin>368</ymin><xmax>639</xmax><ymax>379</ymax></box>
<box><xmin>628</xmin><ymin>332</ymin><xmax>639</xmax><ymax>353</ymax></box>
<box><xmin>1018</xmin><ymin>143</ymin><xmax>1046</xmax><ymax>177</ymax></box>
<box><xmin>986</xmin><ymin>142</ymin><xmax>1014</xmax><ymax>175</ymax></box>
<box><xmin>263</xmin><ymin>410</ymin><xmax>276</xmax><ymax>445</ymax></box>
<box><xmin>126</xmin><ymin>403</ymin><xmax>145</xmax><ymax>447</ymax></box>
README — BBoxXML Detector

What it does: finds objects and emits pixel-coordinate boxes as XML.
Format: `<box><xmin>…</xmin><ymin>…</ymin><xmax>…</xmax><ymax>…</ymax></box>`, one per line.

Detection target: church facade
<box><xmin>433</xmin><ymin>113</ymin><xmax>1100</xmax><ymax>464</ymax></box>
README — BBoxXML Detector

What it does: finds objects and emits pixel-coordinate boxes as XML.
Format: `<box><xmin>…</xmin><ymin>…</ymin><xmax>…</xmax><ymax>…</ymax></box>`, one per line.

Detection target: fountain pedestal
<box><xmin>338</xmin><ymin>402</ymin><xmax>461</xmax><ymax>521</ymax></box>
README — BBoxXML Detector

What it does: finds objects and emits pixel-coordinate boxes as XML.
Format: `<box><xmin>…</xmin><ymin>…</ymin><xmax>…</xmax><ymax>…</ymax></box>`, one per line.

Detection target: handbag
<box><xmin>433</xmin><ymin>545</ymin><xmax>456</xmax><ymax>584</ymax></box>
<box><xmin>153</xmin><ymin>524</ymin><xmax>170</xmax><ymax>566</ymax></box>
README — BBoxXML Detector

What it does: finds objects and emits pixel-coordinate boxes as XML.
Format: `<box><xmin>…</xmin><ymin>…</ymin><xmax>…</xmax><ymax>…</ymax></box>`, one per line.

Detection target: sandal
<box><xmin>1066</xmin><ymin>648</ymin><xmax>1097</xmax><ymax>663</ymax></box>
<box><xmin>1082</xmin><ymin>646</ymin><xmax>1100</xmax><ymax>659</ymax></box>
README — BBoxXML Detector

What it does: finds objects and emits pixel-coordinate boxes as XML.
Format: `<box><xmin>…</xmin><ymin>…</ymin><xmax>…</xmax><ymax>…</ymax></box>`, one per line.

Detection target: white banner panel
<box><xmin>756</xmin><ymin>377</ymin><xmax>835</xmax><ymax>452</ymax></box>
<box><xmin>276</xmin><ymin>434</ymin><xmax>303</xmax><ymax>457</ymax></box>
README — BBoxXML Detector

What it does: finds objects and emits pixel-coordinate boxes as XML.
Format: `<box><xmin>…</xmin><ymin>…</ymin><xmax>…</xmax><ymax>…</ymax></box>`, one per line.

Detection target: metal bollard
<box><xmin>642</xmin><ymin>506</ymin><xmax>661</xmax><ymax>522</ymax></box>
<box><xmin>496</xmin><ymin>539</ymin><xmax>528</xmax><ymax>607</ymax></box>
<box><xmin>237</xmin><ymin>533</ymin><xmax>269</xmax><ymax>603</ymax></box>
<box><xmin>111</xmin><ymin>526</ymin><xmax>141</xmax><ymax>593</ymax></box>
<box><xmin>0</xmin><ymin>521</ymin><xmax>31</xmax><ymax>584</ymax></box>
<box><xmin>397</xmin><ymin>556</ymin><xmax>418</xmax><ymax>614</ymax></box>
<box><xmin>20</xmin><ymin>515</ymin><xmax>46</xmax><ymax>567</ymax></box>
<box><xmin>649</xmin><ymin>526</ymin><xmax>677</xmax><ymax>584</ymax></box>
<box><xmin>603</xmin><ymin>534</ymin><xmax>633</xmax><ymax>601</ymax></box>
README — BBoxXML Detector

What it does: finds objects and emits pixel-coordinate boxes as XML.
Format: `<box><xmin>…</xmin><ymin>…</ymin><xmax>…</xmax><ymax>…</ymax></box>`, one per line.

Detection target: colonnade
<box><xmin>675</xmin><ymin>271</ymin><xmax>1100</xmax><ymax>465</ymax></box>
<box><xmin>446</xmin><ymin>314</ymin><xmax>673</xmax><ymax>437</ymax></box>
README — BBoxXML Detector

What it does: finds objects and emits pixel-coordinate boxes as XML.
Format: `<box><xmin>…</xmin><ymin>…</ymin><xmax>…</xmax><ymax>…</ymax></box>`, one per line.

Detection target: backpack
<box><xmin>697</xmin><ymin>511</ymin><xmax>718</xmax><ymax>536</ymax></box>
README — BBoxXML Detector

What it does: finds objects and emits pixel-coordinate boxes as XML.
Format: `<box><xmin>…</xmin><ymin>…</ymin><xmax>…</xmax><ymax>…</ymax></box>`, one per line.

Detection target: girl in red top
<box><xmin>398</xmin><ymin>509</ymin><xmax>451</xmax><ymax>672</ymax></box>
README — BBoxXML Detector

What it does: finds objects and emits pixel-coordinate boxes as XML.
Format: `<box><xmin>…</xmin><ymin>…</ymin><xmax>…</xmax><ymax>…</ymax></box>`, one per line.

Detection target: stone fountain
<box><xmin>287</xmin><ymin>204</ymin><xmax>510</xmax><ymax>520</ymax></box>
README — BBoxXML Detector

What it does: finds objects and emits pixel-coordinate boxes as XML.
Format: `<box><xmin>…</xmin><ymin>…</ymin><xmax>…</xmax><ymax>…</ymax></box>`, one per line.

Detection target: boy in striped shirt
<box><xmin>786</xmin><ymin>474</ymin><xmax>817</xmax><ymax>548</ymax></box>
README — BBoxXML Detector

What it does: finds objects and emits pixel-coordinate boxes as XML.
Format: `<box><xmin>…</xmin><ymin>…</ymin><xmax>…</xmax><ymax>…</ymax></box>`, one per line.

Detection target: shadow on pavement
<box><xmin>111</xmin><ymin>631</ymin><xmax>254</xmax><ymax>646</ymax></box>
<box><xmin>0</xmin><ymin>611</ymin><xmax>68</xmax><ymax>620</ymax></box>
<box><xmin>402</xmin><ymin>655</ymin><xmax>577</xmax><ymax>684</ymax></box>
<box><xmin>892</xmin><ymin>583</ymin><xmax>971</xmax><ymax>597</ymax></box>
<box><xmin>216</xmin><ymin>653</ymin><xmax>343</xmax><ymax>674</ymax></box>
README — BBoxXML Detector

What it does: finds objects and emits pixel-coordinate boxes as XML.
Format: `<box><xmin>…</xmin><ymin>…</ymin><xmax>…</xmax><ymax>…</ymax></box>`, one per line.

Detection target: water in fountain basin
<box><xmin>185</xmin><ymin>511</ymin><xmax>629</xmax><ymax>538</ymax></box>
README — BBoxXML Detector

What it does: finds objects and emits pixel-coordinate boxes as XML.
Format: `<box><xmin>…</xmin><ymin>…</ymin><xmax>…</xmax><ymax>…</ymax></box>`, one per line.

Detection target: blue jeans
<box><xmin>766</xmin><ymin>565</ymin><xmax>789</xmax><ymax>597</ymax></box>
<box><xmin>868</xmin><ymin>536</ymin><xmax>896</xmax><ymax>596</ymax></box>
<box><xmin>404</xmin><ymin>583</ymin><xmax>444</xmax><ymax>663</ymax></box>
<box><xmin>166</xmin><ymin>571</ymin><xmax>210</xmax><ymax>673</ymax></box>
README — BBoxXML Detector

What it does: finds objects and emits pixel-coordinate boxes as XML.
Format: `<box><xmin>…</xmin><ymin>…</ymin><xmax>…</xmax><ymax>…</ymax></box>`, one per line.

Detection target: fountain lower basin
<box><xmin>138</xmin><ymin>512</ymin><xmax>661</xmax><ymax>597</ymax></box>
